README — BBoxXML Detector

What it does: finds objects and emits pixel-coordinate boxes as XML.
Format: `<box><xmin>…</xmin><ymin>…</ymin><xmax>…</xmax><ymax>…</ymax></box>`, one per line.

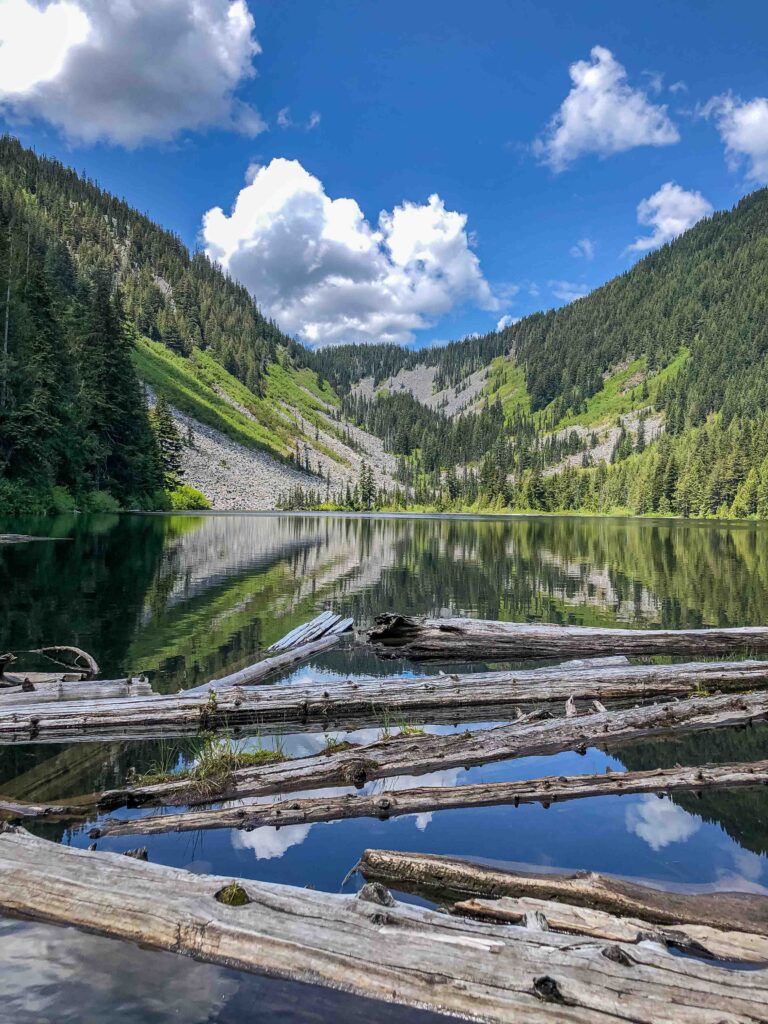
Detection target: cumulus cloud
<box><xmin>703</xmin><ymin>93</ymin><xmax>768</xmax><ymax>184</ymax></box>
<box><xmin>0</xmin><ymin>0</ymin><xmax>264</xmax><ymax>146</ymax></box>
<box><xmin>202</xmin><ymin>158</ymin><xmax>498</xmax><ymax>346</ymax></box>
<box><xmin>625</xmin><ymin>795</ymin><xmax>700</xmax><ymax>851</ymax></box>
<box><xmin>628</xmin><ymin>181</ymin><xmax>713</xmax><ymax>252</ymax></box>
<box><xmin>570</xmin><ymin>237</ymin><xmax>595</xmax><ymax>260</ymax></box>
<box><xmin>533</xmin><ymin>46</ymin><xmax>679</xmax><ymax>172</ymax></box>
<box><xmin>548</xmin><ymin>280</ymin><xmax>590</xmax><ymax>303</ymax></box>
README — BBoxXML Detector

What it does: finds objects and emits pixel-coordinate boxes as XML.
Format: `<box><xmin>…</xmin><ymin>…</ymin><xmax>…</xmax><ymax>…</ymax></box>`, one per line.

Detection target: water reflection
<box><xmin>0</xmin><ymin>917</ymin><xmax>451</xmax><ymax>1024</ymax></box>
<box><xmin>3</xmin><ymin>513</ymin><xmax>768</xmax><ymax>1020</ymax></box>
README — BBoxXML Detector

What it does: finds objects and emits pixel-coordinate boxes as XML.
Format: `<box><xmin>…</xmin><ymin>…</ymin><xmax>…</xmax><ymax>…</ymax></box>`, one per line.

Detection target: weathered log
<box><xmin>0</xmin><ymin>796</ymin><xmax>91</xmax><ymax>822</ymax></box>
<box><xmin>367</xmin><ymin>613</ymin><xmax>768</xmax><ymax>660</ymax></box>
<box><xmin>101</xmin><ymin>689</ymin><xmax>768</xmax><ymax>810</ymax></box>
<box><xmin>452</xmin><ymin>896</ymin><xmax>768</xmax><ymax>965</ymax></box>
<box><xmin>1</xmin><ymin>827</ymin><xmax>766</xmax><ymax>1024</ymax></box>
<box><xmin>0</xmin><ymin>676</ymin><xmax>152</xmax><ymax>706</ymax></box>
<box><xmin>360</xmin><ymin>849</ymin><xmax>768</xmax><ymax>937</ymax></box>
<box><xmin>184</xmin><ymin>633</ymin><xmax>344</xmax><ymax>696</ymax></box>
<box><xmin>6</xmin><ymin>658</ymin><xmax>768</xmax><ymax>745</ymax></box>
<box><xmin>92</xmin><ymin>758</ymin><xmax>768</xmax><ymax>838</ymax></box>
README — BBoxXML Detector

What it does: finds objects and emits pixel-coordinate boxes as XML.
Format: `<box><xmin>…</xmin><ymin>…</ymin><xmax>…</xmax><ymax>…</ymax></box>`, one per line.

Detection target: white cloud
<box><xmin>202</xmin><ymin>158</ymin><xmax>498</xmax><ymax>346</ymax></box>
<box><xmin>703</xmin><ymin>93</ymin><xmax>768</xmax><ymax>184</ymax></box>
<box><xmin>496</xmin><ymin>314</ymin><xmax>520</xmax><ymax>330</ymax></box>
<box><xmin>0</xmin><ymin>0</ymin><xmax>264</xmax><ymax>146</ymax></box>
<box><xmin>570</xmin><ymin>237</ymin><xmax>595</xmax><ymax>260</ymax></box>
<box><xmin>669</xmin><ymin>80</ymin><xmax>688</xmax><ymax>95</ymax></box>
<box><xmin>625</xmin><ymin>795</ymin><xmax>700</xmax><ymax>851</ymax></box>
<box><xmin>628</xmin><ymin>181</ymin><xmax>713</xmax><ymax>252</ymax></box>
<box><xmin>548</xmin><ymin>280</ymin><xmax>590</xmax><ymax>303</ymax></box>
<box><xmin>277</xmin><ymin>106</ymin><xmax>322</xmax><ymax>131</ymax></box>
<box><xmin>533</xmin><ymin>46</ymin><xmax>679</xmax><ymax>172</ymax></box>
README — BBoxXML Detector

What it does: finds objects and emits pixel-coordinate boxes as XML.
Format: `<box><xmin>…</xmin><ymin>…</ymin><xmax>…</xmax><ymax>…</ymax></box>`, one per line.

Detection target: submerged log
<box><xmin>0</xmin><ymin>796</ymin><xmax>91</xmax><ymax>822</ymax></box>
<box><xmin>360</xmin><ymin>849</ymin><xmax>768</xmax><ymax>937</ymax></box>
<box><xmin>93</xmin><ymin>758</ymin><xmax>768</xmax><ymax>838</ymax></box>
<box><xmin>1</xmin><ymin>827</ymin><xmax>767</xmax><ymax>1024</ymax></box>
<box><xmin>101</xmin><ymin>689</ymin><xmax>768</xmax><ymax>810</ymax></box>
<box><xmin>452</xmin><ymin>896</ymin><xmax>768</xmax><ymax>965</ymax></box>
<box><xmin>6</xmin><ymin>658</ymin><xmax>768</xmax><ymax>745</ymax></box>
<box><xmin>367</xmin><ymin>613</ymin><xmax>768</xmax><ymax>660</ymax></box>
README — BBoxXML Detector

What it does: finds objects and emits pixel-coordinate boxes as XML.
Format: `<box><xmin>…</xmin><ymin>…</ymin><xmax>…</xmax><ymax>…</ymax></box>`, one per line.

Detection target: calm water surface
<box><xmin>1</xmin><ymin>512</ymin><xmax>768</xmax><ymax>1022</ymax></box>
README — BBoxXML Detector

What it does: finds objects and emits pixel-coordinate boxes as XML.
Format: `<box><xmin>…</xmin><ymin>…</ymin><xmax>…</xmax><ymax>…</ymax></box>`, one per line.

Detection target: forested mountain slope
<box><xmin>2</xmin><ymin>134</ymin><xmax>768</xmax><ymax>519</ymax></box>
<box><xmin>297</xmin><ymin>187</ymin><xmax>768</xmax><ymax>520</ymax></box>
<box><xmin>0</xmin><ymin>137</ymin><xmax>395</xmax><ymax>512</ymax></box>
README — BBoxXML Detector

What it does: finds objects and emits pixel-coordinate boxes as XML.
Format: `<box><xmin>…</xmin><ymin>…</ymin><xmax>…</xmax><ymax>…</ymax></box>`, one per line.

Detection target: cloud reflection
<box><xmin>625</xmin><ymin>795</ymin><xmax>700</xmax><ymax>851</ymax></box>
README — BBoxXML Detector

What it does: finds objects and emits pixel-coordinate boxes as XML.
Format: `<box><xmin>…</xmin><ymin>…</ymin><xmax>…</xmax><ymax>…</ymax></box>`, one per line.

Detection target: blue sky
<box><xmin>2</xmin><ymin>0</ymin><xmax>767</xmax><ymax>348</ymax></box>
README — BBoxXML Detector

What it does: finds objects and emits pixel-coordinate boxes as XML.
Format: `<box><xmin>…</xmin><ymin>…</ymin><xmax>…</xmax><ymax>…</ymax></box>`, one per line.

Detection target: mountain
<box><xmin>0</xmin><ymin>137</ymin><xmax>397</xmax><ymax>513</ymax></box>
<box><xmin>304</xmin><ymin>187</ymin><xmax>768</xmax><ymax>519</ymax></box>
<box><xmin>1</xmin><ymin>134</ymin><xmax>768</xmax><ymax>519</ymax></box>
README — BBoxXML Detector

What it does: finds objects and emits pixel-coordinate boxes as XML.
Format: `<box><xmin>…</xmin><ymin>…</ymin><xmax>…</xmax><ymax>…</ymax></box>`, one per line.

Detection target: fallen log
<box><xmin>0</xmin><ymin>796</ymin><xmax>91</xmax><ymax>822</ymax></box>
<box><xmin>92</xmin><ymin>758</ymin><xmax>768</xmax><ymax>838</ymax></box>
<box><xmin>0</xmin><ymin>676</ymin><xmax>152</xmax><ymax>706</ymax></box>
<box><xmin>6</xmin><ymin>657</ymin><xmax>768</xmax><ymax>745</ymax></box>
<box><xmin>367</xmin><ymin>613</ymin><xmax>768</xmax><ymax>660</ymax></box>
<box><xmin>359</xmin><ymin>849</ymin><xmax>768</xmax><ymax>937</ymax></box>
<box><xmin>29</xmin><ymin>645</ymin><xmax>100</xmax><ymax>678</ymax></box>
<box><xmin>452</xmin><ymin>896</ymin><xmax>768</xmax><ymax>965</ymax></box>
<box><xmin>1</xmin><ymin>827</ymin><xmax>766</xmax><ymax>1024</ymax></box>
<box><xmin>100</xmin><ymin>689</ymin><xmax>768</xmax><ymax>810</ymax></box>
<box><xmin>184</xmin><ymin>632</ymin><xmax>344</xmax><ymax>695</ymax></box>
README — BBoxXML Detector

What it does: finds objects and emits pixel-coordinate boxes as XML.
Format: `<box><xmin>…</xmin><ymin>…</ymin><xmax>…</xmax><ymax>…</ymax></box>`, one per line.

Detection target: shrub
<box><xmin>168</xmin><ymin>484</ymin><xmax>211</xmax><ymax>510</ymax></box>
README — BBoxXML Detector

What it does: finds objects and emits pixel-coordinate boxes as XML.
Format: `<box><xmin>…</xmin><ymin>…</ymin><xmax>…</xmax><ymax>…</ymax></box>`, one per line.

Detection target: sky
<box><xmin>1</xmin><ymin>0</ymin><xmax>767</xmax><ymax>348</ymax></box>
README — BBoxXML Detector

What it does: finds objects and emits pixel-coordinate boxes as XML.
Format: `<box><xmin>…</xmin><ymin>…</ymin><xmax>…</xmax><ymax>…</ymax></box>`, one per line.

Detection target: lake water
<box><xmin>1</xmin><ymin>512</ymin><xmax>768</xmax><ymax>1023</ymax></box>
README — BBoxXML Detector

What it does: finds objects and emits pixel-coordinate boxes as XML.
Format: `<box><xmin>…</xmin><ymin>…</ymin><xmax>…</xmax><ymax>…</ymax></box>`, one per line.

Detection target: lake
<box><xmin>1</xmin><ymin>512</ymin><xmax>768</xmax><ymax>1023</ymax></box>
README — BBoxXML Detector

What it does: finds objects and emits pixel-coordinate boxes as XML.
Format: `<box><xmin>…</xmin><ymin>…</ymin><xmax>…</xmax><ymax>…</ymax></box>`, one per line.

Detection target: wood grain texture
<box><xmin>451</xmin><ymin>896</ymin><xmax>768</xmax><ymax>964</ymax></box>
<box><xmin>360</xmin><ymin>849</ymin><xmax>768</xmax><ymax>937</ymax></box>
<box><xmin>1</xmin><ymin>827</ymin><xmax>766</xmax><ymax>1023</ymax></box>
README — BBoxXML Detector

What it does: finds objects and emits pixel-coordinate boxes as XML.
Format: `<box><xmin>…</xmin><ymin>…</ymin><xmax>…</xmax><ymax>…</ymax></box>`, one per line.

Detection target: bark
<box><xmin>100</xmin><ymin>689</ymin><xmax>768</xmax><ymax>810</ymax></box>
<box><xmin>451</xmin><ymin>896</ymin><xmax>768</xmax><ymax>965</ymax></box>
<box><xmin>92</xmin><ymin>758</ymin><xmax>768</xmax><ymax>839</ymax></box>
<box><xmin>1</xmin><ymin>826</ymin><xmax>767</xmax><ymax>1024</ymax></box>
<box><xmin>367</xmin><ymin>613</ymin><xmax>768</xmax><ymax>661</ymax></box>
<box><xmin>359</xmin><ymin>849</ymin><xmax>768</xmax><ymax>937</ymax></box>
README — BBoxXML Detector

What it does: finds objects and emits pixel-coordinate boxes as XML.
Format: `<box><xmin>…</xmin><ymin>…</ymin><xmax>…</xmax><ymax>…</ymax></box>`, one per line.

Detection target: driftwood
<box><xmin>359</xmin><ymin>849</ymin><xmax>768</xmax><ymax>938</ymax></box>
<box><xmin>184</xmin><ymin>633</ymin><xmax>344</xmax><ymax>695</ymax></box>
<box><xmin>1</xmin><ymin>827</ymin><xmax>767</xmax><ymax>1024</ymax></box>
<box><xmin>93</xmin><ymin>758</ymin><xmax>768</xmax><ymax>838</ymax></box>
<box><xmin>452</xmin><ymin>896</ymin><xmax>768</xmax><ymax>965</ymax></box>
<box><xmin>6</xmin><ymin>658</ymin><xmax>768</xmax><ymax>745</ymax></box>
<box><xmin>101</xmin><ymin>689</ymin><xmax>768</xmax><ymax>810</ymax></box>
<box><xmin>0</xmin><ymin>796</ymin><xmax>91</xmax><ymax>822</ymax></box>
<box><xmin>184</xmin><ymin>610</ymin><xmax>353</xmax><ymax>696</ymax></box>
<box><xmin>265</xmin><ymin>610</ymin><xmax>354</xmax><ymax>653</ymax></box>
<box><xmin>367</xmin><ymin>612</ymin><xmax>768</xmax><ymax>660</ymax></box>
<box><xmin>0</xmin><ymin>676</ymin><xmax>152</xmax><ymax>707</ymax></box>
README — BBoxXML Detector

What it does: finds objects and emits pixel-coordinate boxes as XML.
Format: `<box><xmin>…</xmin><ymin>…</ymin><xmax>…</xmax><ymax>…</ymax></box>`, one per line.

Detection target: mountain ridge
<box><xmin>1</xmin><ymin>135</ymin><xmax>768</xmax><ymax>519</ymax></box>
